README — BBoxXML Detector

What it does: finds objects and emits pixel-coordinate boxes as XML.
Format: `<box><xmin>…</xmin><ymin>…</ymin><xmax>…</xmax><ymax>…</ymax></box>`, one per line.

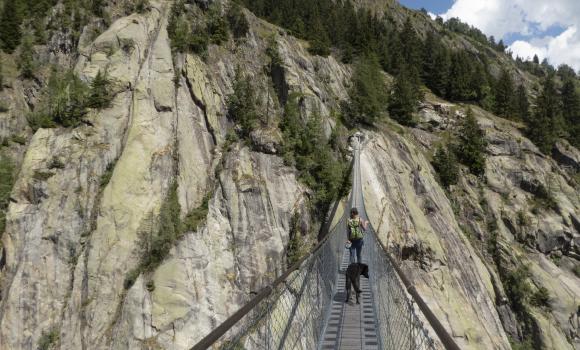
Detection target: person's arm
<box><xmin>360</xmin><ymin>218</ymin><xmax>368</xmax><ymax>231</ymax></box>
<box><xmin>346</xmin><ymin>222</ymin><xmax>351</xmax><ymax>242</ymax></box>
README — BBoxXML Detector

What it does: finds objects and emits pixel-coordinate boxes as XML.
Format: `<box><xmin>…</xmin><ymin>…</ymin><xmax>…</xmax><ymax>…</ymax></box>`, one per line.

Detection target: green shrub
<box><xmin>33</xmin><ymin>171</ymin><xmax>55</xmax><ymax>181</ymax></box>
<box><xmin>573</xmin><ymin>265</ymin><xmax>580</xmax><ymax>278</ymax></box>
<box><xmin>28</xmin><ymin>69</ymin><xmax>89</xmax><ymax>129</ymax></box>
<box><xmin>504</xmin><ymin>265</ymin><xmax>531</xmax><ymax>314</ymax></box>
<box><xmin>227</xmin><ymin>2</ymin><xmax>249</xmax><ymax>39</ymax></box>
<box><xmin>100</xmin><ymin>162</ymin><xmax>115</xmax><ymax>188</ymax></box>
<box><xmin>530</xmin><ymin>286</ymin><xmax>551</xmax><ymax>309</ymax></box>
<box><xmin>123</xmin><ymin>268</ymin><xmax>141</xmax><ymax>289</ymax></box>
<box><xmin>126</xmin><ymin>0</ymin><xmax>150</xmax><ymax>13</ymax></box>
<box><xmin>0</xmin><ymin>103</ymin><xmax>8</xmax><ymax>113</ymax></box>
<box><xmin>207</xmin><ymin>4</ymin><xmax>229</xmax><ymax>45</ymax></box>
<box><xmin>38</xmin><ymin>328</ymin><xmax>59</xmax><ymax>350</ymax></box>
<box><xmin>0</xmin><ymin>153</ymin><xmax>14</xmax><ymax>234</ymax></box>
<box><xmin>183</xmin><ymin>192</ymin><xmax>212</xmax><ymax>232</ymax></box>
<box><xmin>48</xmin><ymin>157</ymin><xmax>65</xmax><ymax>170</ymax></box>
<box><xmin>19</xmin><ymin>34</ymin><xmax>36</xmax><ymax>79</ymax></box>
<box><xmin>531</xmin><ymin>182</ymin><xmax>558</xmax><ymax>211</ymax></box>
<box><xmin>141</xmin><ymin>183</ymin><xmax>183</xmax><ymax>272</ymax></box>
<box><xmin>10</xmin><ymin>135</ymin><xmax>26</xmax><ymax>145</ymax></box>
<box><xmin>145</xmin><ymin>280</ymin><xmax>155</xmax><ymax>292</ymax></box>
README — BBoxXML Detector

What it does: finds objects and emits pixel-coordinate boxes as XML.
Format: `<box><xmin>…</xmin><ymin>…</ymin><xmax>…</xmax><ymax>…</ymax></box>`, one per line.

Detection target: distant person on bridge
<box><xmin>347</xmin><ymin>208</ymin><xmax>368</xmax><ymax>264</ymax></box>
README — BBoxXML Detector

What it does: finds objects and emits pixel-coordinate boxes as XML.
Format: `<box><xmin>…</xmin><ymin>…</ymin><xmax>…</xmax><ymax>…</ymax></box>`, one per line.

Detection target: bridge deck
<box><xmin>320</xmin><ymin>246</ymin><xmax>379</xmax><ymax>350</ymax></box>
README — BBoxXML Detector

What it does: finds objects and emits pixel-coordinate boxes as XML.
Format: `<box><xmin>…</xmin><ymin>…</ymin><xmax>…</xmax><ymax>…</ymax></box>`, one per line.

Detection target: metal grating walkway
<box><xmin>320</xmin><ymin>246</ymin><xmax>379</xmax><ymax>350</ymax></box>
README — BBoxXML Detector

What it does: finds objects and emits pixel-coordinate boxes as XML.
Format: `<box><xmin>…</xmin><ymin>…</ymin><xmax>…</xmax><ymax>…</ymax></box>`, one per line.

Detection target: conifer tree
<box><xmin>207</xmin><ymin>5</ymin><xmax>229</xmax><ymax>45</ymax></box>
<box><xmin>455</xmin><ymin>108</ymin><xmax>487</xmax><ymax>176</ymax></box>
<box><xmin>432</xmin><ymin>145</ymin><xmax>459</xmax><ymax>188</ymax></box>
<box><xmin>227</xmin><ymin>2</ymin><xmax>249</xmax><ymax>39</ymax></box>
<box><xmin>447</xmin><ymin>51</ymin><xmax>474</xmax><ymax>101</ymax></box>
<box><xmin>308</xmin><ymin>17</ymin><xmax>331</xmax><ymax>57</ymax></box>
<box><xmin>471</xmin><ymin>61</ymin><xmax>493</xmax><ymax>109</ymax></box>
<box><xmin>422</xmin><ymin>31</ymin><xmax>447</xmax><ymax>94</ymax></box>
<box><xmin>87</xmin><ymin>70</ymin><xmax>114</xmax><ymax>109</ymax></box>
<box><xmin>388</xmin><ymin>65</ymin><xmax>420</xmax><ymax>126</ymax></box>
<box><xmin>19</xmin><ymin>34</ymin><xmax>35</xmax><ymax>79</ymax></box>
<box><xmin>342</xmin><ymin>55</ymin><xmax>388</xmax><ymax>126</ymax></box>
<box><xmin>527</xmin><ymin>75</ymin><xmax>562</xmax><ymax>153</ymax></box>
<box><xmin>494</xmin><ymin>69</ymin><xmax>515</xmax><ymax>118</ymax></box>
<box><xmin>227</xmin><ymin>68</ymin><xmax>259</xmax><ymax>137</ymax></box>
<box><xmin>514</xmin><ymin>85</ymin><xmax>529</xmax><ymax>121</ymax></box>
<box><xmin>399</xmin><ymin>18</ymin><xmax>422</xmax><ymax>79</ymax></box>
<box><xmin>560</xmin><ymin>78</ymin><xmax>580</xmax><ymax>147</ymax></box>
<box><xmin>533</xmin><ymin>54</ymin><xmax>539</xmax><ymax>64</ymax></box>
<box><xmin>0</xmin><ymin>0</ymin><xmax>24</xmax><ymax>53</ymax></box>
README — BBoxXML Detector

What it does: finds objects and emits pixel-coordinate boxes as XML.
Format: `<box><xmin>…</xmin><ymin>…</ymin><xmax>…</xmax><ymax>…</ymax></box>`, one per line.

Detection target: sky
<box><xmin>398</xmin><ymin>0</ymin><xmax>580</xmax><ymax>71</ymax></box>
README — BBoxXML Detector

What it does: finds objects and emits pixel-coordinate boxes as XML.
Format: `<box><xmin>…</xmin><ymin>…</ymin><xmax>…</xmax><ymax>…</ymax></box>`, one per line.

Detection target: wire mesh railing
<box><xmin>191</xmin><ymin>204</ymin><xmax>349</xmax><ymax>350</ymax></box>
<box><xmin>192</xmin><ymin>138</ymin><xmax>460</xmax><ymax>350</ymax></box>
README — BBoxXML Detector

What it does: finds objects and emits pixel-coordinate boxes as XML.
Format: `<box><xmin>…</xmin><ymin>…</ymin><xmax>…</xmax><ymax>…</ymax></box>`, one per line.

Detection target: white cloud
<box><xmin>440</xmin><ymin>0</ymin><xmax>580</xmax><ymax>70</ymax></box>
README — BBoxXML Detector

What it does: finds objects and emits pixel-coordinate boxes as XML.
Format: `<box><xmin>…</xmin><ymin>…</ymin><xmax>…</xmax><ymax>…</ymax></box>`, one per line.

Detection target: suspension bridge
<box><xmin>192</xmin><ymin>137</ymin><xmax>461</xmax><ymax>350</ymax></box>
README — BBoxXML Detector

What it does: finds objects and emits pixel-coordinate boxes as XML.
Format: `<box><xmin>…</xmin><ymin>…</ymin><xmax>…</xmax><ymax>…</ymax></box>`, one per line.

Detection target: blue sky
<box><xmin>399</xmin><ymin>0</ymin><xmax>453</xmax><ymax>16</ymax></box>
<box><xmin>397</xmin><ymin>0</ymin><xmax>580</xmax><ymax>70</ymax></box>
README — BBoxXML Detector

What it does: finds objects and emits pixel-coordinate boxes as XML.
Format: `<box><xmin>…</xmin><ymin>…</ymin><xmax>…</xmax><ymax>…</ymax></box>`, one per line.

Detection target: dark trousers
<box><xmin>349</xmin><ymin>239</ymin><xmax>363</xmax><ymax>263</ymax></box>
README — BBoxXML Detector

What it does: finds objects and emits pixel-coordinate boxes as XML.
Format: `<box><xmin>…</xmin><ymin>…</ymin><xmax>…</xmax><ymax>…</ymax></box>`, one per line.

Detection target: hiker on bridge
<box><xmin>347</xmin><ymin>207</ymin><xmax>368</xmax><ymax>264</ymax></box>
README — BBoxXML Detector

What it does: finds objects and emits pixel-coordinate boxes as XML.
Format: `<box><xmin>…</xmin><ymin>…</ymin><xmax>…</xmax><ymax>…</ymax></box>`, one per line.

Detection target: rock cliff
<box><xmin>0</xmin><ymin>1</ymin><xmax>578</xmax><ymax>349</ymax></box>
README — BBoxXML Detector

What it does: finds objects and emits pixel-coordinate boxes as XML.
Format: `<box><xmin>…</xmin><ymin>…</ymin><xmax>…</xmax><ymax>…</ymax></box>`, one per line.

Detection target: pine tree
<box><xmin>227</xmin><ymin>68</ymin><xmax>259</xmax><ymax>138</ymax></box>
<box><xmin>207</xmin><ymin>5</ymin><xmax>229</xmax><ymax>45</ymax></box>
<box><xmin>87</xmin><ymin>70</ymin><xmax>113</xmax><ymax>109</ymax></box>
<box><xmin>388</xmin><ymin>65</ymin><xmax>420</xmax><ymax>126</ymax></box>
<box><xmin>19</xmin><ymin>34</ymin><xmax>35</xmax><ymax>79</ymax></box>
<box><xmin>494</xmin><ymin>69</ymin><xmax>515</xmax><ymax>118</ymax></box>
<box><xmin>527</xmin><ymin>75</ymin><xmax>562</xmax><ymax>153</ymax></box>
<box><xmin>227</xmin><ymin>2</ymin><xmax>249</xmax><ymax>39</ymax></box>
<box><xmin>399</xmin><ymin>18</ymin><xmax>422</xmax><ymax>79</ymax></box>
<box><xmin>342</xmin><ymin>55</ymin><xmax>388</xmax><ymax>126</ymax></box>
<box><xmin>533</xmin><ymin>54</ymin><xmax>539</xmax><ymax>64</ymax></box>
<box><xmin>514</xmin><ymin>85</ymin><xmax>529</xmax><ymax>121</ymax></box>
<box><xmin>0</xmin><ymin>0</ymin><xmax>24</xmax><ymax>53</ymax></box>
<box><xmin>455</xmin><ymin>108</ymin><xmax>487</xmax><ymax>176</ymax></box>
<box><xmin>447</xmin><ymin>51</ymin><xmax>475</xmax><ymax>101</ymax></box>
<box><xmin>422</xmin><ymin>31</ymin><xmax>450</xmax><ymax>95</ymax></box>
<box><xmin>308</xmin><ymin>17</ymin><xmax>331</xmax><ymax>56</ymax></box>
<box><xmin>560</xmin><ymin>78</ymin><xmax>580</xmax><ymax>147</ymax></box>
<box><xmin>432</xmin><ymin>145</ymin><xmax>459</xmax><ymax>188</ymax></box>
<box><xmin>471</xmin><ymin>61</ymin><xmax>493</xmax><ymax>109</ymax></box>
